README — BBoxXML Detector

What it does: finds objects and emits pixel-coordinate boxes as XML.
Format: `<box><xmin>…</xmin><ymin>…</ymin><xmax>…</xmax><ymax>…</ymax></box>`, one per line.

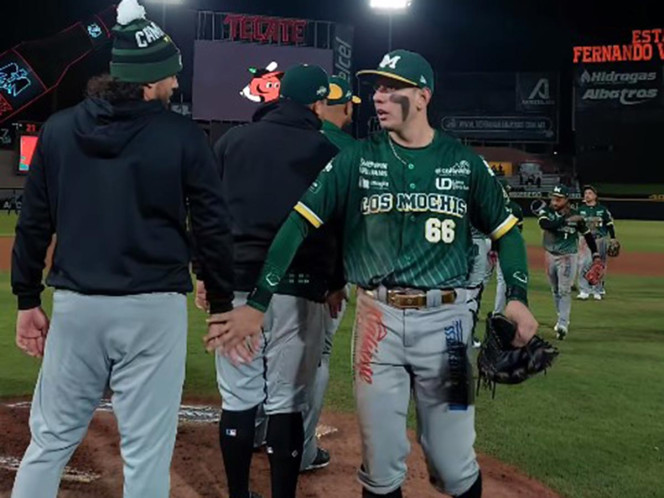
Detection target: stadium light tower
<box><xmin>369</xmin><ymin>0</ymin><xmax>412</xmax><ymax>52</ymax></box>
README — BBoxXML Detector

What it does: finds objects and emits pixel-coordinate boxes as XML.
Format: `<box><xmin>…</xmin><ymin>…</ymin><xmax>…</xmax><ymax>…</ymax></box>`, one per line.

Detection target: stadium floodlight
<box><xmin>370</xmin><ymin>0</ymin><xmax>412</xmax><ymax>10</ymax></box>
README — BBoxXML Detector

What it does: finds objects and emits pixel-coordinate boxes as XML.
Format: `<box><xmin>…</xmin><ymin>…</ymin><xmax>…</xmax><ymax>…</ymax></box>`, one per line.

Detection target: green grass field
<box><xmin>1</xmin><ymin>221</ymin><xmax>663</xmax><ymax>497</ymax></box>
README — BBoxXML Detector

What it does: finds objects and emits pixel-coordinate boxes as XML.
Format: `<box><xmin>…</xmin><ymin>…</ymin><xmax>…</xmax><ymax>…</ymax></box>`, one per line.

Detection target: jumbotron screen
<box><xmin>193</xmin><ymin>40</ymin><xmax>334</xmax><ymax>122</ymax></box>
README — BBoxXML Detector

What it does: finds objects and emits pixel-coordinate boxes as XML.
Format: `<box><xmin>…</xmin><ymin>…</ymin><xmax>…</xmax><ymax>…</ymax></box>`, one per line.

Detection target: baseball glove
<box><xmin>477</xmin><ymin>313</ymin><xmax>559</xmax><ymax>398</ymax></box>
<box><xmin>584</xmin><ymin>258</ymin><xmax>605</xmax><ymax>286</ymax></box>
<box><xmin>607</xmin><ymin>239</ymin><xmax>621</xmax><ymax>257</ymax></box>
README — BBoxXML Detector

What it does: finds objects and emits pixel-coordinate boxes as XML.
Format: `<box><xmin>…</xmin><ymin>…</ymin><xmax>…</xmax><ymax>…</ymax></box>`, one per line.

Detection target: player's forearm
<box><xmin>247</xmin><ymin>211</ymin><xmax>311</xmax><ymax>312</ymax></box>
<box><xmin>583</xmin><ymin>232</ymin><xmax>599</xmax><ymax>255</ymax></box>
<box><xmin>496</xmin><ymin>227</ymin><xmax>529</xmax><ymax>306</ymax></box>
<box><xmin>538</xmin><ymin>217</ymin><xmax>564</xmax><ymax>231</ymax></box>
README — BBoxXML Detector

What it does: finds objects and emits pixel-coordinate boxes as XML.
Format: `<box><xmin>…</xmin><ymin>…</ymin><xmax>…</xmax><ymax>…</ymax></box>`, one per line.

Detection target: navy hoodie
<box><xmin>12</xmin><ymin>97</ymin><xmax>234</xmax><ymax>313</ymax></box>
<box><xmin>213</xmin><ymin>99</ymin><xmax>344</xmax><ymax>298</ymax></box>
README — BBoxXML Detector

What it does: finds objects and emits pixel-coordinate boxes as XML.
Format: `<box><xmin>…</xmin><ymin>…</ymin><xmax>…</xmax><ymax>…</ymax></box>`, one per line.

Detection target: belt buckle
<box><xmin>388</xmin><ymin>289</ymin><xmax>426</xmax><ymax>309</ymax></box>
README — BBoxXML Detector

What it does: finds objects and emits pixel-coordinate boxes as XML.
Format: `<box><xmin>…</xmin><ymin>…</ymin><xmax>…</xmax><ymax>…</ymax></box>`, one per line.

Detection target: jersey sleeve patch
<box><xmin>490</xmin><ymin>214</ymin><xmax>518</xmax><ymax>241</ymax></box>
<box><xmin>294</xmin><ymin>202</ymin><xmax>324</xmax><ymax>228</ymax></box>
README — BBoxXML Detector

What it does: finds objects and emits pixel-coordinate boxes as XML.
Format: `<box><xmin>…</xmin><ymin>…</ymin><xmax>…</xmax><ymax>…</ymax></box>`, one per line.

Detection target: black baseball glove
<box><xmin>477</xmin><ymin>313</ymin><xmax>559</xmax><ymax>397</ymax></box>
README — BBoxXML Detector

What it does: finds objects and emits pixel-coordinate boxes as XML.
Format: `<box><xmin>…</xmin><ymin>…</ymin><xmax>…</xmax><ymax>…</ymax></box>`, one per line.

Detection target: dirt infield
<box><xmin>526</xmin><ymin>246</ymin><xmax>663</xmax><ymax>277</ymax></box>
<box><xmin>0</xmin><ymin>400</ymin><xmax>560</xmax><ymax>498</ymax></box>
<box><xmin>0</xmin><ymin>236</ymin><xmax>660</xmax><ymax>277</ymax></box>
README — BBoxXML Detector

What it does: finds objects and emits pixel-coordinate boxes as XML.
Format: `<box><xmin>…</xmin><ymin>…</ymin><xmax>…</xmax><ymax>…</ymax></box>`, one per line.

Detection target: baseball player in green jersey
<box><xmin>321</xmin><ymin>75</ymin><xmax>362</xmax><ymax>149</ymax></box>
<box><xmin>208</xmin><ymin>49</ymin><xmax>539</xmax><ymax>498</ymax></box>
<box><xmin>576</xmin><ymin>185</ymin><xmax>617</xmax><ymax>300</ymax></box>
<box><xmin>536</xmin><ymin>184</ymin><xmax>600</xmax><ymax>339</ymax></box>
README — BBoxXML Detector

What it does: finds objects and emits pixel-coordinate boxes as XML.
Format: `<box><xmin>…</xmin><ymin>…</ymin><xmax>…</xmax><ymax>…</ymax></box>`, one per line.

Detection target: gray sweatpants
<box><xmin>12</xmin><ymin>290</ymin><xmax>187</xmax><ymax>498</ymax></box>
<box><xmin>353</xmin><ymin>291</ymin><xmax>480</xmax><ymax>496</ymax></box>
<box><xmin>216</xmin><ymin>292</ymin><xmax>325</xmax><ymax>415</ymax></box>
<box><xmin>578</xmin><ymin>237</ymin><xmax>609</xmax><ymax>294</ymax></box>
<box><xmin>546</xmin><ymin>252</ymin><xmax>578</xmax><ymax>328</ymax></box>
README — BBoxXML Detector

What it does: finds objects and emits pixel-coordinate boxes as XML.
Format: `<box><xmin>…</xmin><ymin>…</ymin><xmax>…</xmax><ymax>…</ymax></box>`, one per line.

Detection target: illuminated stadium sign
<box><xmin>573</xmin><ymin>28</ymin><xmax>664</xmax><ymax>63</ymax></box>
<box><xmin>221</xmin><ymin>14</ymin><xmax>308</xmax><ymax>44</ymax></box>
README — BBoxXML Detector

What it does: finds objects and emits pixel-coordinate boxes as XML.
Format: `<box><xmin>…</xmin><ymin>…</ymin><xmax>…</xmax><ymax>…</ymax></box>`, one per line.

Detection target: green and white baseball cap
<box><xmin>280</xmin><ymin>64</ymin><xmax>330</xmax><ymax>105</ymax></box>
<box><xmin>357</xmin><ymin>49</ymin><xmax>434</xmax><ymax>92</ymax></box>
<box><xmin>550</xmin><ymin>184</ymin><xmax>570</xmax><ymax>198</ymax></box>
<box><xmin>328</xmin><ymin>76</ymin><xmax>362</xmax><ymax>105</ymax></box>
<box><xmin>110</xmin><ymin>0</ymin><xmax>182</xmax><ymax>83</ymax></box>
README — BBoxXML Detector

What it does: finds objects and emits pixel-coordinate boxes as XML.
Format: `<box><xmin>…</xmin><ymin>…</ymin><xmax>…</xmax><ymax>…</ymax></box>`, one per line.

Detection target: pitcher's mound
<box><xmin>0</xmin><ymin>401</ymin><xmax>559</xmax><ymax>497</ymax></box>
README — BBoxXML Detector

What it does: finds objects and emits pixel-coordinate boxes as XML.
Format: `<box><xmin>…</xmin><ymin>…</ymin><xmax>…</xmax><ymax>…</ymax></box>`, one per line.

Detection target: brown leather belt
<box><xmin>361</xmin><ymin>287</ymin><xmax>457</xmax><ymax>310</ymax></box>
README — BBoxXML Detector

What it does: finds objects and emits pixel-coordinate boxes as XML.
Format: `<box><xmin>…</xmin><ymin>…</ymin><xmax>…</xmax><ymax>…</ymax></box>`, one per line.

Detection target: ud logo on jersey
<box><xmin>379</xmin><ymin>54</ymin><xmax>401</xmax><ymax>69</ymax></box>
<box><xmin>435</xmin><ymin>178</ymin><xmax>469</xmax><ymax>191</ymax></box>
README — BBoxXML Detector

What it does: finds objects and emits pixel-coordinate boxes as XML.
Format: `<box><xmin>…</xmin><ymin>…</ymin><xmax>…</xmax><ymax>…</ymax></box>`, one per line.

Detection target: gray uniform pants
<box><xmin>546</xmin><ymin>252</ymin><xmax>578</xmax><ymax>328</ymax></box>
<box><xmin>353</xmin><ymin>290</ymin><xmax>480</xmax><ymax>497</ymax></box>
<box><xmin>216</xmin><ymin>293</ymin><xmax>325</xmax><ymax>415</ymax></box>
<box><xmin>301</xmin><ymin>293</ymin><xmax>349</xmax><ymax>468</ymax></box>
<box><xmin>578</xmin><ymin>237</ymin><xmax>609</xmax><ymax>294</ymax></box>
<box><xmin>493</xmin><ymin>262</ymin><xmax>507</xmax><ymax>314</ymax></box>
<box><xmin>12</xmin><ymin>290</ymin><xmax>187</xmax><ymax>498</ymax></box>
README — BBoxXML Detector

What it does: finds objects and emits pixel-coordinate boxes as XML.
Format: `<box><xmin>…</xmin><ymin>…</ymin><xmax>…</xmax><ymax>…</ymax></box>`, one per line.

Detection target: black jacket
<box><xmin>214</xmin><ymin>99</ymin><xmax>342</xmax><ymax>298</ymax></box>
<box><xmin>11</xmin><ymin>98</ymin><xmax>234</xmax><ymax>313</ymax></box>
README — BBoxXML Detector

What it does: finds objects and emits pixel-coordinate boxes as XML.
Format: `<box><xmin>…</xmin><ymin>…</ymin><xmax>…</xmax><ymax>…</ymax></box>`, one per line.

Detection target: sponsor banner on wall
<box><xmin>441</xmin><ymin>115</ymin><xmax>555</xmax><ymax>141</ymax></box>
<box><xmin>516</xmin><ymin>73</ymin><xmax>557</xmax><ymax>112</ymax></box>
<box><xmin>574</xmin><ymin>64</ymin><xmax>663</xmax><ymax>109</ymax></box>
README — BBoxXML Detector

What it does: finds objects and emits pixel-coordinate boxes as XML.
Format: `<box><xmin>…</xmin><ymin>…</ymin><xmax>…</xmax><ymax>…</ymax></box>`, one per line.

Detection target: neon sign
<box><xmin>0</xmin><ymin>63</ymin><xmax>32</xmax><ymax>98</ymax></box>
<box><xmin>222</xmin><ymin>14</ymin><xmax>308</xmax><ymax>44</ymax></box>
<box><xmin>573</xmin><ymin>28</ymin><xmax>664</xmax><ymax>63</ymax></box>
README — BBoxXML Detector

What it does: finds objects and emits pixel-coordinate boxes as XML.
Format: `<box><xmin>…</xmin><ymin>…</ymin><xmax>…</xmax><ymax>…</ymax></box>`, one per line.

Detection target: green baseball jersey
<box><xmin>577</xmin><ymin>203</ymin><xmax>613</xmax><ymax>238</ymax></box>
<box><xmin>509</xmin><ymin>200</ymin><xmax>524</xmax><ymax>232</ymax></box>
<box><xmin>539</xmin><ymin>206</ymin><xmax>589</xmax><ymax>255</ymax></box>
<box><xmin>321</xmin><ymin>120</ymin><xmax>357</xmax><ymax>151</ymax></box>
<box><xmin>293</xmin><ymin>130</ymin><xmax>518</xmax><ymax>289</ymax></box>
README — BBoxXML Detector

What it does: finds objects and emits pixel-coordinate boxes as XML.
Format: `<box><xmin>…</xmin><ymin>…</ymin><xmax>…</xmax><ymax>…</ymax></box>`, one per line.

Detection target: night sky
<box><xmin>1</xmin><ymin>0</ymin><xmax>661</xmax><ymax>154</ymax></box>
<box><xmin>2</xmin><ymin>0</ymin><xmax>660</xmax><ymax>71</ymax></box>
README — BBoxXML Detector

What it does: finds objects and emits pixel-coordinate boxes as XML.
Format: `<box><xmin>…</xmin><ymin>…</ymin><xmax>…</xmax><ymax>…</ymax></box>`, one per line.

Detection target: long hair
<box><xmin>86</xmin><ymin>74</ymin><xmax>144</xmax><ymax>104</ymax></box>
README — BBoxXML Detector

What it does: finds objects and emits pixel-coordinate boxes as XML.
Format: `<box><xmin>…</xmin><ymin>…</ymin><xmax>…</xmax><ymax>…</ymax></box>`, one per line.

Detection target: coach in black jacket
<box><xmin>204</xmin><ymin>64</ymin><xmax>342</xmax><ymax>498</ymax></box>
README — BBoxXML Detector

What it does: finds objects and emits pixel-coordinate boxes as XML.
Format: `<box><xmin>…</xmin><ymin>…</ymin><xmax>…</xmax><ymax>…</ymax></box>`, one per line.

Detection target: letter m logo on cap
<box><xmin>379</xmin><ymin>54</ymin><xmax>401</xmax><ymax>69</ymax></box>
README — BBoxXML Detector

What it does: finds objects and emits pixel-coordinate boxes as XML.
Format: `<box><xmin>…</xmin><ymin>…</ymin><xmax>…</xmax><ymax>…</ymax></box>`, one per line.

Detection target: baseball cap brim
<box><xmin>550</xmin><ymin>192</ymin><xmax>568</xmax><ymax>198</ymax></box>
<box><xmin>356</xmin><ymin>69</ymin><xmax>419</xmax><ymax>87</ymax></box>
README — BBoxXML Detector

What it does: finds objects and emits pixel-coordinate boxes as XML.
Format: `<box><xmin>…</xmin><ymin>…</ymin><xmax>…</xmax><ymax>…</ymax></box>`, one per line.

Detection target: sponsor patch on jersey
<box><xmin>435</xmin><ymin>178</ymin><xmax>469</xmax><ymax>191</ymax></box>
<box><xmin>435</xmin><ymin>160</ymin><xmax>471</xmax><ymax>176</ymax></box>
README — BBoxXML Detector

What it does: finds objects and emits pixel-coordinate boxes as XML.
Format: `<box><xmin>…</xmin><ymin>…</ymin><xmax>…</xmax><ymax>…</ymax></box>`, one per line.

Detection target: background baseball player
<box><xmin>210</xmin><ymin>49</ymin><xmax>539</xmax><ymax>498</ymax></box>
<box><xmin>249</xmin><ymin>75</ymin><xmax>361</xmax><ymax>472</ymax></box>
<box><xmin>536</xmin><ymin>184</ymin><xmax>599</xmax><ymax>339</ymax></box>
<box><xmin>10</xmin><ymin>1</ymin><xmax>234</xmax><ymax>496</ymax></box>
<box><xmin>299</xmin><ymin>74</ymin><xmax>361</xmax><ymax>471</ymax></box>
<box><xmin>576</xmin><ymin>184</ymin><xmax>618</xmax><ymax>300</ymax></box>
<box><xmin>206</xmin><ymin>64</ymin><xmax>342</xmax><ymax>498</ymax></box>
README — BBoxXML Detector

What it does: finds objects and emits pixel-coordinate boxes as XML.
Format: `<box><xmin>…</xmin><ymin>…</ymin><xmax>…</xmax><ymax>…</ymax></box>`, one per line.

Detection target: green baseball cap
<box><xmin>550</xmin><ymin>184</ymin><xmax>570</xmax><ymax>198</ymax></box>
<box><xmin>280</xmin><ymin>64</ymin><xmax>329</xmax><ymax>105</ymax></box>
<box><xmin>110</xmin><ymin>0</ymin><xmax>182</xmax><ymax>83</ymax></box>
<box><xmin>357</xmin><ymin>49</ymin><xmax>434</xmax><ymax>92</ymax></box>
<box><xmin>327</xmin><ymin>76</ymin><xmax>361</xmax><ymax>105</ymax></box>
<box><xmin>582</xmin><ymin>184</ymin><xmax>597</xmax><ymax>194</ymax></box>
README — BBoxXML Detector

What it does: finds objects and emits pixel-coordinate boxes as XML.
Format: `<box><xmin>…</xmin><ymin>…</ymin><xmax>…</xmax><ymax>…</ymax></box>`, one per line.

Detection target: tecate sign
<box><xmin>580</xmin><ymin>70</ymin><xmax>657</xmax><ymax>85</ymax></box>
<box><xmin>580</xmin><ymin>87</ymin><xmax>658</xmax><ymax>105</ymax></box>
